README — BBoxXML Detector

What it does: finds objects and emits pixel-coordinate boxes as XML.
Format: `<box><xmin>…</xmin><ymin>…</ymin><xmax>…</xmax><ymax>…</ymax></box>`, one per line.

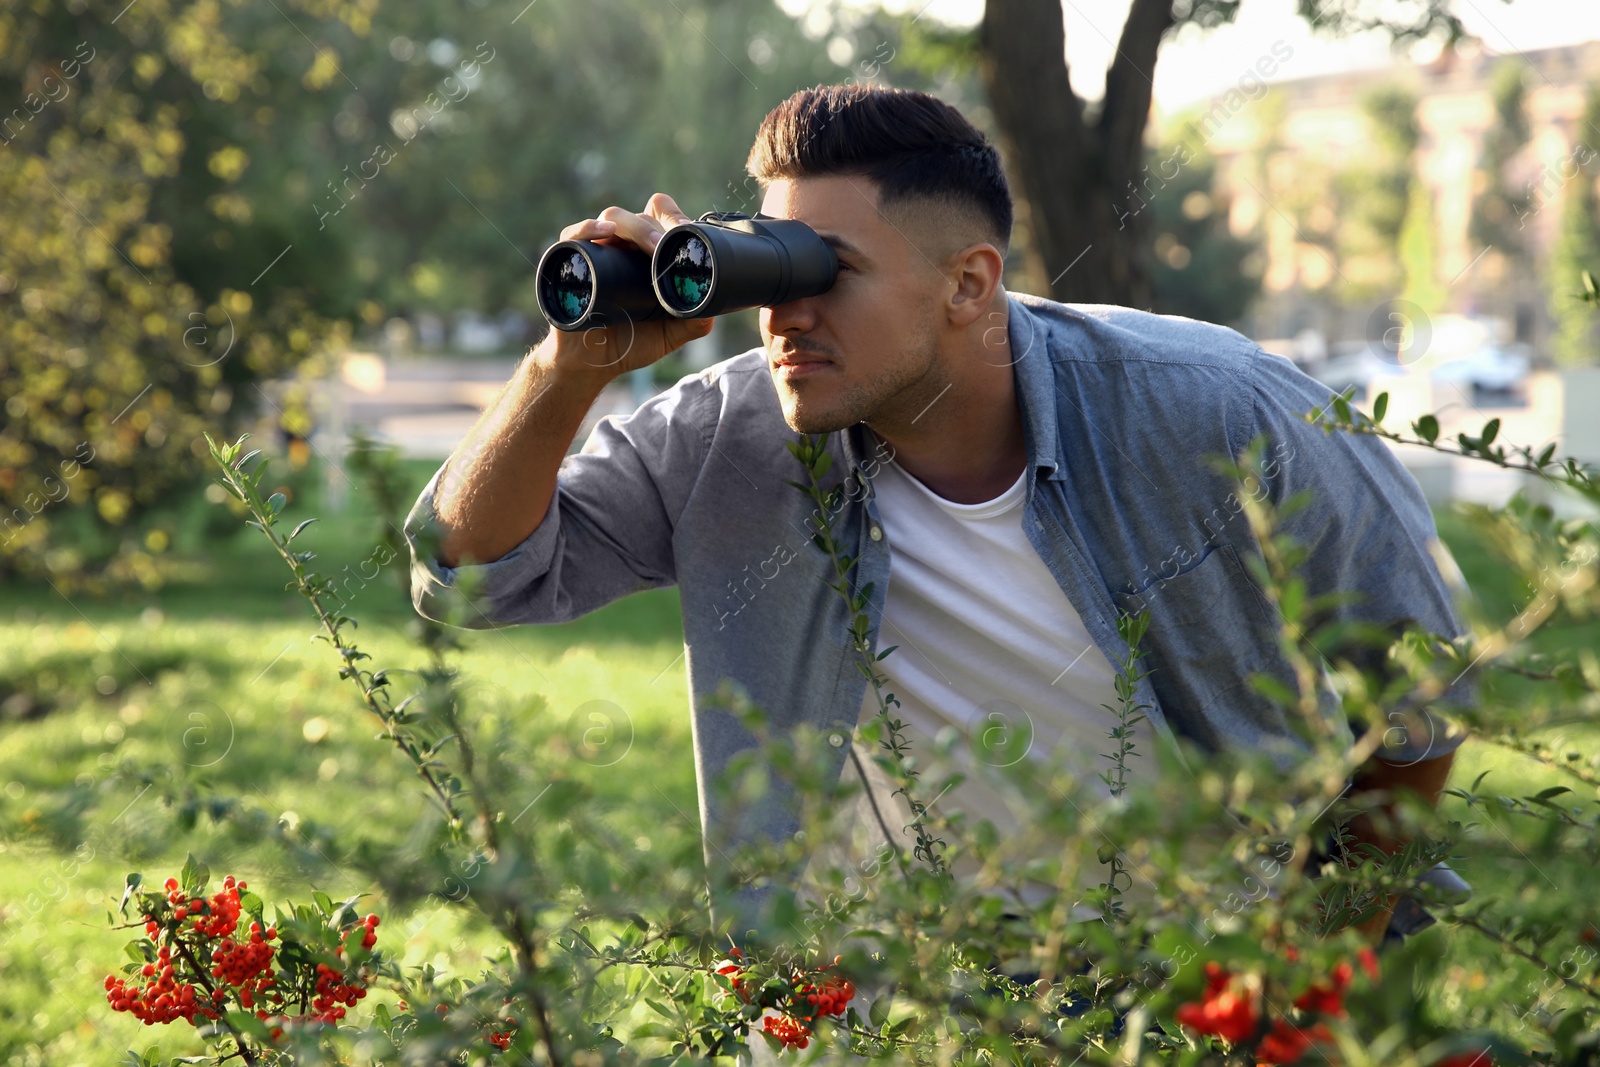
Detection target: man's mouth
<box><xmin>764</xmin><ymin>343</ymin><xmax>838</xmax><ymax>377</ymax></box>
<box><xmin>771</xmin><ymin>347</ymin><xmax>833</xmax><ymax>368</ymax></box>
<box><xmin>771</xmin><ymin>350</ymin><xmax>837</xmax><ymax>381</ymax></box>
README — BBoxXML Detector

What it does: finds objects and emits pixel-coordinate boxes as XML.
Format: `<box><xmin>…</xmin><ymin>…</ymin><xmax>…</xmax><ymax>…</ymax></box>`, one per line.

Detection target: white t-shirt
<box><xmin>825</xmin><ymin>448</ymin><xmax>1156</xmax><ymax>909</ymax></box>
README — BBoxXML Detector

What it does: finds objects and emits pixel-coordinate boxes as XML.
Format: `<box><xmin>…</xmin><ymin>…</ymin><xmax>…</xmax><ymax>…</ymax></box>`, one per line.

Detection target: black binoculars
<box><xmin>535</xmin><ymin>211</ymin><xmax>839</xmax><ymax>331</ymax></box>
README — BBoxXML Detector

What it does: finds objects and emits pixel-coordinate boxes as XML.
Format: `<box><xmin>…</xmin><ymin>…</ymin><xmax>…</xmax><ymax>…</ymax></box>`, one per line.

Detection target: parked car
<box><xmin>1429</xmin><ymin>342</ymin><xmax>1531</xmax><ymax>393</ymax></box>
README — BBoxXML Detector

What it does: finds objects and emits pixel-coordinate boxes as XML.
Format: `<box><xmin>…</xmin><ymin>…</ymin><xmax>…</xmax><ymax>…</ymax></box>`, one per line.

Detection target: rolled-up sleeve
<box><xmin>1247</xmin><ymin>351</ymin><xmax>1474</xmax><ymax>764</ymax></box>
<box><xmin>402</xmin><ymin>370</ymin><xmax>720</xmax><ymax>629</ymax></box>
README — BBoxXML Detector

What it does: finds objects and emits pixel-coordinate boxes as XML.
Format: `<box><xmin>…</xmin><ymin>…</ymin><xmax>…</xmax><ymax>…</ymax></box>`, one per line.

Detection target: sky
<box><xmin>848</xmin><ymin>0</ymin><xmax>1600</xmax><ymax>116</ymax></box>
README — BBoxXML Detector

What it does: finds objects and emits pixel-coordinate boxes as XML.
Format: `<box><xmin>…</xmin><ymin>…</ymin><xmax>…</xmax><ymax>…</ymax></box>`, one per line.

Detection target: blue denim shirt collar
<box><xmin>838</xmin><ymin>295</ymin><xmax>1063</xmax><ymax>491</ymax></box>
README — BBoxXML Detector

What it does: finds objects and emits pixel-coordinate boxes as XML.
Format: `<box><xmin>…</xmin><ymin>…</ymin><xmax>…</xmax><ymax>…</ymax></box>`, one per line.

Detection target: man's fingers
<box><xmin>559</xmin><ymin>218</ymin><xmax>616</xmax><ymax>242</ymax></box>
<box><xmin>559</xmin><ymin>196</ymin><xmax>687</xmax><ymax>251</ymax></box>
<box><xmin>666</xmin><ymin>316</ymin><xmax>714</xmax><ymax>351</ymax></box>
<box><xmin>593</xmin><ymin>204</ymin><xmax>670</xmax><ymax>253</ymax></box>
<box><xmin>646</xmin><ymin>191</ymin><xmax>690</xmax><ymax>225</ymax></box>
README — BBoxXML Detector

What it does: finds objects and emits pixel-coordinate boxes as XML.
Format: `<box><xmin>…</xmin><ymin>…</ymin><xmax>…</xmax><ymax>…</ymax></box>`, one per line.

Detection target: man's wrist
<box><xmin>534</xmin><ymin>327</ymin><xmax>629</xmax><ymax>390</ymax></box>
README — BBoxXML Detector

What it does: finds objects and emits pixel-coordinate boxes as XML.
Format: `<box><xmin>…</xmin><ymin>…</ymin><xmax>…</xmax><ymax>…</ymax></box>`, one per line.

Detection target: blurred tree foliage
<box><xmin>1333</xmin><ymin>82</ymin><xmax>1420</xmax><ymax>306</ymax></box>
<box><xmin>1468</xmin><ymin>56</ymin><xmax>1534</xmax><ymax>275</ymax></box>
<box><xmin>0</xmin><ymin>0</ymin><xmax>357</xmax><ymax>590</ymax></box>
<box><xmin>1141</xmin><ymin>130</ymin><xmax>1262</xmax><ymax>328</ymax></box>
<box><xmin>0</xmin><ymin>0</ymin><xmax>864</xmax><ymax>589</ymax></box>
<box><xmin>1548</xmin><ymin>82</ymin><xmax>1600</xmax><ymax>367</ymax></box>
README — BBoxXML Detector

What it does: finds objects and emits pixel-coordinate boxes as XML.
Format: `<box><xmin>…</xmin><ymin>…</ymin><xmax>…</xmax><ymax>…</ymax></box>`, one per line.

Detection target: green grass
<box><xmin>0</xmin><ymin>460</ymin><xmax>1595</xmax><ymax>1063</ymax></box>
<box><xmin>0</xmin><ymin>455</ymin><xmax>701</xmax><ymax>1063</ymax></box>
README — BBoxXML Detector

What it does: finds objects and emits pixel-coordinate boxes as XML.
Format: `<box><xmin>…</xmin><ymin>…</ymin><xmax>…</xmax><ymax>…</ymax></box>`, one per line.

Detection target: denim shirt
<box><xmin>403</xmin><ymin>292</ymin><xmax>1471</xmax><ymax>942</ymax></box>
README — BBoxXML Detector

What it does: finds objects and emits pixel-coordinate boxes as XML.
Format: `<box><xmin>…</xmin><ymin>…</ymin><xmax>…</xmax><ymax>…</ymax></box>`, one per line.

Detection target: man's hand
<box><xmin>551</xmin><ymin>192</ymin><xmax>714</xmax><ymax>381</ymax></box>
<box><xmin>1336</xmin><ymin>749</ymin><xmax>1457</xmax><ymax>945</ymax></box>
<box><xmin>428</xmin><ymin>193</ymin><xmax>715</xmax><ymax>570</ymax></box>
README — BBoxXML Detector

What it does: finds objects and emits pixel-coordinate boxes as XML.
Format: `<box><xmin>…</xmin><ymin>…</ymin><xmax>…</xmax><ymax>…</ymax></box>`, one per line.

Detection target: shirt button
<box><xmin>828</xmin><ymin>731</ymin><xmax>846</xmax><ymax>748</ymax></box>
<box><xmin>869</xmin><ymin>525</ymin><xmax>883</xmax><ymax>541</ymax></box>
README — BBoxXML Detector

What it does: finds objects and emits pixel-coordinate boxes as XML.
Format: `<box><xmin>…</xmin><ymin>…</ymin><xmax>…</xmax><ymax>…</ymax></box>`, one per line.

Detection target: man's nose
<box><xmin>761</xmin><ymin>295</ymin><xmax>819</xmax><ymax>337</ymax></box>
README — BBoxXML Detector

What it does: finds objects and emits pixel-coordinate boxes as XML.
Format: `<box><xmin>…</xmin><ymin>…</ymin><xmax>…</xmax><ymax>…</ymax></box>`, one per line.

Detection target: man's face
<box><xmin>757</xmin><ymin>175</ymin><xmax>949</xmax><ymax>434</ymax></box>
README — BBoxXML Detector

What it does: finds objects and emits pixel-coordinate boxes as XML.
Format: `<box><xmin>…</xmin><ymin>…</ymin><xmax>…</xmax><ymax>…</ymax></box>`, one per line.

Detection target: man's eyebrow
<box><xmin>816</xmin><ymin>232</ymin><xmax>866</xmax><ymax>260</ymax></box>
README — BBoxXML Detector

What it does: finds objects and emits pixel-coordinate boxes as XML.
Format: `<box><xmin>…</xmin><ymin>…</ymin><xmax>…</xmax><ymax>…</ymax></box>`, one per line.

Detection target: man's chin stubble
<box><xmin>778</xmin><ymin>391</ymin><xmax>864</xmax><ymax>436</ymax></box>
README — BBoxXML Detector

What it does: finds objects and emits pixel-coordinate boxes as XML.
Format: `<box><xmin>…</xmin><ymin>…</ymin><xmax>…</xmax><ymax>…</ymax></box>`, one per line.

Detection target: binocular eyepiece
<box><xmin>536</xmin><ymin>211</ymin><xmax>839</xmax><ymax>331</ymax></box>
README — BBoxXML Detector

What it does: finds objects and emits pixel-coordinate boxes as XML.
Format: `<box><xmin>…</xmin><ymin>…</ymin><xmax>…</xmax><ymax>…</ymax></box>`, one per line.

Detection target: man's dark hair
<box><xmin>746</xmin><ymin>84</ymin><xmax>1013</xmax><ymax>254</ymax></box>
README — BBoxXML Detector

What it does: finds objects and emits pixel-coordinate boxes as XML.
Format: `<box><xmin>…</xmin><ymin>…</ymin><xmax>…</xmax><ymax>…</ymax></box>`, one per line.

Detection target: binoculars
<box><xmin>535</xmin><ymin>211</ymin><xmax>839</xmax><ymax>331</ymax></box>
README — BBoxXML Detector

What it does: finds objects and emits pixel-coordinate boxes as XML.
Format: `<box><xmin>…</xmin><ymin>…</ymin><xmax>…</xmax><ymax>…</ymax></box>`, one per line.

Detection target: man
<box><xmin>403</xmin><ymin>84</ymin><xmax>1470</xmax><ymax>954</ymax></box>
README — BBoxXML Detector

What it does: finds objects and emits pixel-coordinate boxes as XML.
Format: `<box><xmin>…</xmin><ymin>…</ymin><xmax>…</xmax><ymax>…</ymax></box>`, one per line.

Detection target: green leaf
<box><xmin>1247</xmin><ymin>674</ymin><xmax>1299</xmax><ymax>708</ymax></box>
<box><xmin>869</xmin><ymin>995</ymin><xmax>891</xmax><ymax>1027</ymax></box>
<box><xmin>1481</xmin><ymin>418</ymin><xmax>1499</xmax><ymax>447</ymax></box>
<box><xmin>267</xmin><ymin>492</ymin><xmax>287</xmax><ymax>516</ymax></box>
<box><xmin>1537</xmin><ymin>443</ymin><xmax>1557</xmax><ymax>467</ymax></box>
<box><xmin>1414</xmin><ymin>414</ymin><xmax>1439</xmax><ymax>444</ymax></box>
<box><xmin>180</xmin><ymin>853</ymin><xmax>208</xmax><ymax>891</ymax></box>
<box><xmin>1371</xmin><ymin>391</ymin><xmax>1388</xmax><ymax>424</ymax></box>
<box><xmin>226</xmin><ymin>1010</ymin><xmax>272</xmax><ymax>1040</ymax></box>
<box><xmin>812</xmin><ymin>451</ymin><xmax>833</xmax><ymax>479</ymax></box>
<box><xmin>288</xmin><ymin>517</ymin><xmax>319</xmax><ymax>541</ymax></box>
<box><xmin>1333</xmin><ymin>392</ymin><xmax>1351</xmax><ymax>424</ymax></box>
<box><xmin>119</xmin><ymin>873</ymin><xmax>143</xmax><ymax>916</ymax></box>
<box><xmin>875</xmin><ymin>645</ymin><xmax>899</xmax><ymax>661</ymax></box>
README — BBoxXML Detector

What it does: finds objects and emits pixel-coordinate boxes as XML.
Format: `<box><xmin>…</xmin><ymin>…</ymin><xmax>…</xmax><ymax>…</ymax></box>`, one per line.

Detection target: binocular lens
<box><xmin>537</xmin><ymin>247</ymin><xmax>594</xmax><ymax>327</ymax></box>
<box><xmin>534</xmin><ymin>211</ymin><xmax>837</xmax><ymax>330</ymax></box>
<box><xmin>658</xmin><ymin>233</ymin><xmax>715</xmax><ymax>314</ymax></box>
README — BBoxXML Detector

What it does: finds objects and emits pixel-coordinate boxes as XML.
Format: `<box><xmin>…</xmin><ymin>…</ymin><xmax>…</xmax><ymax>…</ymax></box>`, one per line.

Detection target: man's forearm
<box><xmin>433</xmin><ymin>333</ymin><xmax>617</xmax><ymax>569</ymax></box>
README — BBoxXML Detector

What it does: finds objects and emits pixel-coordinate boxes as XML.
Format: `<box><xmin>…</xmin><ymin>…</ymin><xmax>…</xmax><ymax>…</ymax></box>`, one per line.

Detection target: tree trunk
<box><xmin>978</xmin><ymin>0</ymin><xmax>1173</xmax><ymax>307</ymax></box>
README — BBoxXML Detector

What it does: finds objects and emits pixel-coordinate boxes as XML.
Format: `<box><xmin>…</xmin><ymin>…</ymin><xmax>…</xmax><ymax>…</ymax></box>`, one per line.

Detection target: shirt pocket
<box><xmin>1110</xmin><ymin>542</ymin><xmax>1294</xmax><ymax>752</ymax></box>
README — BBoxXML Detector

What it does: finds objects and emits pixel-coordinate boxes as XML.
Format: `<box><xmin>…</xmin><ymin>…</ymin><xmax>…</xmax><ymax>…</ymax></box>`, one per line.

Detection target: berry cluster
<box><xmin>103</xmin><ymin>945</ymin><xmax>219</xmax><ymax>1026</ymax></box>
<box><xmin>715</xmin><ymin>949</ymin><xmax>858</xmax><ymax>1052</ymax></box>
<box><xmin>714</xmin><ymin>946</ymin><xmax>747</xmax><ymax>991</ymax></box>
<box><xmin>488</xmin><ymin>1016</ymin><xmax>519</xmax><ymax>1050</ymax></box>
<box><xmin>310</xmin><ymin>954</ymin><xmax>372</xmax><ymax>1023</ymax></box>
<box><xmin>1175</xmin><ymin>950</ymin><xmax>1383</xmax><ymax>1065</ymax></box>
<box><xmin>212</xmin><ymin>923</ymin><xmax>277</xmax><ymax>990</ymax></box>
<box><xmin>1175</xmin><ymin>962</ymin><xmax>1260</xmax><ymax>1044</ymax></box>
<box><xmin>106</xmin><ymin>871</ymin><xmax>384</xmax><ymax>1052</ymax></box>
<box><xmin>795</xmin><ymin>970</ymin><xmax>856</xmax><ymax>1023</ymax></box>
<box><xmin>761</xmin><ymin>1010</ymin><xmax>815</xmax><ymax>1051</ymax></box>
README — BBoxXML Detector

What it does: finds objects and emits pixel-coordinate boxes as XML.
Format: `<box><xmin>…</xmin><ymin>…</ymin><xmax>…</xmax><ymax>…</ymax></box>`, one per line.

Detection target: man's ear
<box><xmin>945</xmin><ymin>242</ymin><xmax>1005</xmax><ymax>328</ymax></box>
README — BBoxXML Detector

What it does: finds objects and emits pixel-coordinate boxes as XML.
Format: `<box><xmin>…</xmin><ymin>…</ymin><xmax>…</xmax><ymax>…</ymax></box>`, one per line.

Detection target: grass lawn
<box><xmin>0</xmin><ymin>456</ymin><xmax>702</xmax><ymax>1063</ymax></box>
<box><xmin>0</xmin><ymin>455</ymin><xmax>1593</xmax><ymax>1062</ymax></box>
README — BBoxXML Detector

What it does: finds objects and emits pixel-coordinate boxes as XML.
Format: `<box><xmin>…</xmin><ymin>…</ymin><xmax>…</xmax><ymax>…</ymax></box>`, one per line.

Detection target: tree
<box><xmin>1399</xmin><ymin>169</ymin><xmax>1447</xmax><ymax>317</ymax></box>
<box><xmin>1142</xmin><ymin>130</ymin><xmax>1263</xmax><ymax>326</ymax></box>
<box><xmin>1546</xmin><ymin>83</ymin><xmax>1600</xmax><ymax>367</ymax></box>
<box><xmin>1467</xmin><ymin>56</ymin><xmax>1534</xmax><ymax>277</ymax></box>
<box><xmin>0</xmin><ymin>0</ymin><xmax>351</xmax><ymax>588</ymax></box>
<box><xmin>1333</xmin><ymin>83</ymin><xmax>1421</xmax><ymax>306</ymax></box>
<box><xmin>975</xmin><ymin>0</ymin><xmax>1491</xmax><ymax>306</ymax></box>
<box><xmin>0</xmin><ymin>0</ymin><xmax>841</xmax><ymax>586</ymax></box>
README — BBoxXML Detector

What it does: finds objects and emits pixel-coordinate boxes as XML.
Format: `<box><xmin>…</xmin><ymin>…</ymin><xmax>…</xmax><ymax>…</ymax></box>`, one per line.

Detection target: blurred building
<box><xmin>1189</xmin><ymin>38</ymin><xmax>1600</xmax><ymax>352</ymax></box>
